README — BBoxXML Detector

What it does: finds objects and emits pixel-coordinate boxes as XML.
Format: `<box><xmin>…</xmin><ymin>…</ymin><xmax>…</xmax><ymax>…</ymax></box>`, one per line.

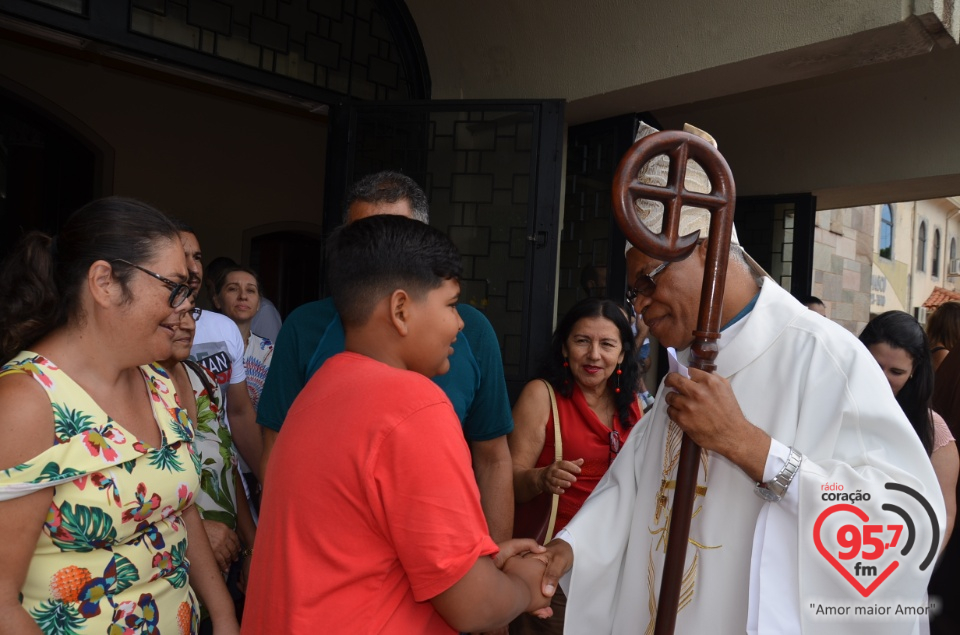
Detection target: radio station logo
<box><xmin>813</xmin><ymin>482</ymin><xmax>939</xmax><ymax>598</ymax></box>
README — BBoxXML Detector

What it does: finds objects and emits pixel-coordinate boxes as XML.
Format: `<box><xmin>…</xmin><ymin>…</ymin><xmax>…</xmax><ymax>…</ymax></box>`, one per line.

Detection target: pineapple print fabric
<box><xmin>0</xmin><ymin>352</ymin><xmax>201</xmax><ymax>635</ymax></box>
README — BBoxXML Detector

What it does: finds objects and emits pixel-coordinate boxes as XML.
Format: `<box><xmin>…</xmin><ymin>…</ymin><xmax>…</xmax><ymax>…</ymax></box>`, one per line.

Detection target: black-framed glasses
<box><xmin>626</xmin><ymin>261</ymin><xmax>672</xmax><ymax>302</ymax></box>
<box><xmin>184</xmin><ymin>307</ymin><xmax>202</xmax><ymax>322</ymax></box>
<box><xmin>111</xmin><ymin>259</ymin><xmax>192</xmax><ymax>308</ymax></box>
<box><xmin>609</xmin><ymin>430</ymin><xmax>622</xmax><ymax>465</ymax></box>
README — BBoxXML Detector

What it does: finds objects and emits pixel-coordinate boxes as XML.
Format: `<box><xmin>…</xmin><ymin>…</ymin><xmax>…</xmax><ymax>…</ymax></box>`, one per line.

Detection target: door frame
<box><xmin>736</xmin><ymin>193</ymin><xmax>817</xmax><ymax>298</ymax></box>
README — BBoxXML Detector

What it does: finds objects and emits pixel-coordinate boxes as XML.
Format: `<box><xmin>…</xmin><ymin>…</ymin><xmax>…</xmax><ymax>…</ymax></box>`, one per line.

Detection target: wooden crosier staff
<box><xmin>611</xmin><ymin>129</ymin><xmax>736</xmax><ymax>635</ymax></box>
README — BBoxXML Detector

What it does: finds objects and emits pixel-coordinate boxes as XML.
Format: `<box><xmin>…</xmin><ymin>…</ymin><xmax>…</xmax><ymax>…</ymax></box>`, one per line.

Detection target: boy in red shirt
<box><xmin>242</xmin><ymin>215</ymin><xmax>550</xmax><ymax>633</ymax></box>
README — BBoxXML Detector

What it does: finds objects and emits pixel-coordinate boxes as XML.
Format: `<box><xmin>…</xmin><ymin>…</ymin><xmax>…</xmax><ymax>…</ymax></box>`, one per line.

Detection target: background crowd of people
<box><xmin>0</xmin><ymin>169</ymin><xmax>957</xmax><ymax>634</ymax></box>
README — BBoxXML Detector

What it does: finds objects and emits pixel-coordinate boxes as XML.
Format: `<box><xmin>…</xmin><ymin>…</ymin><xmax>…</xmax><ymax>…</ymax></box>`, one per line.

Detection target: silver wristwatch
<box><xmin>754</xmin><ymin>447</ymin><xmax>802</xmax><ymax>503</ymax></box>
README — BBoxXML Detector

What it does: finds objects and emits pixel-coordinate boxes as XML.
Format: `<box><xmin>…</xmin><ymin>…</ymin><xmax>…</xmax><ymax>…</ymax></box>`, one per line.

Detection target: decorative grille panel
<box><xmin>23</xmin><ymin>0</ymin><xmax>85</xmax><ymax>15</ymax></box>
<box><xmin>349</xmin><ymin>108</ymin><xmax>535</xmax><ymax>378</ymax></box>
<box><xmin>129</xmin><ymin>0</ymin><xmax>415</xmax><ymax>99</ymax></box>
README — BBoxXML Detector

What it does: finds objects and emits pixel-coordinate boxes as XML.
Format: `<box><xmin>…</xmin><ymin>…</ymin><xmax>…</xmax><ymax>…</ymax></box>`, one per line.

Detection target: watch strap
<box><xmin>754</xmin><ymin>447</ymin><xmax>802</xmax><ymax>502</ymax></box>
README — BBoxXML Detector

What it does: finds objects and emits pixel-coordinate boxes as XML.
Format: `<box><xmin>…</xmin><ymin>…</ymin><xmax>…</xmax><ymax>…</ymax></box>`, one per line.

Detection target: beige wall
<box><xmin>0</xmin><ymin>37</ymin><xmax>327</xmax><ymax>265</ymax></box>
<box><xmin>407</xmin><ymin>0</ymin><xmax>924</xmax><ymax>105</ymax></box>
<box><xmin>906</xmin><ymin>198</ymin><xmax>960</xmax><ymax>309</ymax></box>
<box><xmin>654</xmin><ymin>45</ymin><xmax>960</xmax><ymax>205</ymax></box>
<box><xmin>814</xmin><ymin>198</ymin><xmax>960</xmax><ymax>333</ymax></box>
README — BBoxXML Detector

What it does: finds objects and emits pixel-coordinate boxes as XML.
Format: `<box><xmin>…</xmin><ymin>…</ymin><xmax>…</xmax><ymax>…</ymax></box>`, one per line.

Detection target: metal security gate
<box><xmin>325</xmin><ymin>99</ymin><xmax>565</xmax><ymax>399</ymax></box>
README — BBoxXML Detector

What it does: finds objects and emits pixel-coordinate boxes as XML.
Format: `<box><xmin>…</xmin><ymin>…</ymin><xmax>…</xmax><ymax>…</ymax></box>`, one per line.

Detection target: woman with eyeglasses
<box><xmin>508</xmin><ymin>297</ymin><xmax>643</xmax><ymax>634</ymax></box>
<box><xmin>159</xmin><ymin>306</ymin><xmax>257</xmax><ymax>633</ymax></box>
<box><xmin>0</xmin><ymin>198</ymin><xmax>239</xmax><ymax>635</ymax></box>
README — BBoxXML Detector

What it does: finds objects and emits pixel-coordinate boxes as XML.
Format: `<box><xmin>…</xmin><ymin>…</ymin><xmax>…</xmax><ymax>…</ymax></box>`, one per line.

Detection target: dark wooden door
<box><xmin>0</xmin><ymin>87</ymin><xmax>100</xmax><ymax>259</ymax></box>
<box><xmin>250</xmin><ymin>231</ymin><xmax>324</xmax><ymax>320</ymax></box>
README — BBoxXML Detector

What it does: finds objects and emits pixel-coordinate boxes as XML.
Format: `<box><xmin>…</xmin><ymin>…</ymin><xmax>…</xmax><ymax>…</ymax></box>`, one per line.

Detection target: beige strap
<box><xmin>541</xmin><ymin>379</ymin><xmax>562</xmax><ymax>543</ymax></box>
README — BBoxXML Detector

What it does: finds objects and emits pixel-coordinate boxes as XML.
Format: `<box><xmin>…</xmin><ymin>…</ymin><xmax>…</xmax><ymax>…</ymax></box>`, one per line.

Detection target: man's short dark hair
<box><xmin>343</xmin><ymin>171</ymin><xmax>430</xmax><ymax>223</ymax></box>
<box><xmin>326</xmin><ymin>215</ymin><xmax>461</xmax><ymax>326</ymax></box>
<box><xmin>170</xmin><ymin>217</ymin><xmax>196</xmax><ymax>235</ymax></box>
<box><xmin>800</xmin><ymin>295</ymin><xmax>825</xmax><ymax>307</ymax></box>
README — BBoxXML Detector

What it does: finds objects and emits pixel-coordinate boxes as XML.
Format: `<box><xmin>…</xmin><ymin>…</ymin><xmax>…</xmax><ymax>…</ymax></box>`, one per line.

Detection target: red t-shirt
<box><xmin>242</xmin><ymin>352</ymin><xmax>499</xmax><ymax>634</ymax></box>
<box><xmin>535</xmin><ymin>384</ymin><xmax>641</xmax><ymax>533</ymax></box>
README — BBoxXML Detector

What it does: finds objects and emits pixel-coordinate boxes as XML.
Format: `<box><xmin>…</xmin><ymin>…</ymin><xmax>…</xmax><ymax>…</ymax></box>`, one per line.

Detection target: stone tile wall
<box><xmin>811</xmin><ymin>207</ymin><xmax>874</xmax><ymax>335</ymax></box>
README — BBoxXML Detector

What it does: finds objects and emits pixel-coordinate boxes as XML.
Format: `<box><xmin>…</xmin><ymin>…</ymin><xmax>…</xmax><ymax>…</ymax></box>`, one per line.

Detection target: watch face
<box><xmin>755</xmin><ymin>484</ymin><xmax>781</xmax><ymax>502</ymax></box>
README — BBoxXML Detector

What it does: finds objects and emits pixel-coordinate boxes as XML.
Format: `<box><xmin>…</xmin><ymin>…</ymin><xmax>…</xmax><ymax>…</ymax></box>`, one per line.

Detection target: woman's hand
<box><xmin>201</xmin><ymin>519</ymin><xmax>241</xmax><ymax>573</ymax></box>
<box><xmin>537</xmin><ymin>458</ymin><xmax>584</xmax><ymax>495</ymax></box>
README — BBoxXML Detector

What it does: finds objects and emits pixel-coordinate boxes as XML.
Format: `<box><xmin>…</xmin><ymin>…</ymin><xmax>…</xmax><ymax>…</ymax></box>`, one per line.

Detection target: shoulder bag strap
<box><xmin>183</xmin><ymin>359</ymin><xmax>216</xmax><ymax>399</ymax></box>
<box><xmin>541</xmin><ymin>379</ymin><xmax>562</xmax><ymax>543</ymax></box>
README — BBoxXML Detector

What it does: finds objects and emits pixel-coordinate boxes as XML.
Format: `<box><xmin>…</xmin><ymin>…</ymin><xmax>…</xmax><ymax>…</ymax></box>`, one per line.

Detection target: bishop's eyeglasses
<box><xmin>626</xmin><ymin>261</ymin><xmax>672</xmax><ymax>302</ymax></box>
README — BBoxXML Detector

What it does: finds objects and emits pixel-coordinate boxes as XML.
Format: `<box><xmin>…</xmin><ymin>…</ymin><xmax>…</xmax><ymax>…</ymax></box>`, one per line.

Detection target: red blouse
<box><xmin>535</xmin><ymin>383</ymin><xmax>642</xmax><ymax>533</ymax></box>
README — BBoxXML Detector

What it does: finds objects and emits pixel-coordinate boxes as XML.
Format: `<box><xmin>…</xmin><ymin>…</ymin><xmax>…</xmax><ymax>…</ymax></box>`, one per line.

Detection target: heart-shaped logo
<box><xmin>813</xmin><ymin>503</ymin><xmax>900</xmax><ymax>597</ymax></box>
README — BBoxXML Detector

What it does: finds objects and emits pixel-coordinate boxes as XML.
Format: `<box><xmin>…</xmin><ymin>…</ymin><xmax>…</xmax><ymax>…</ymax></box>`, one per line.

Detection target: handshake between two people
<box><xmin>494</xmin><ymin>537</ymin><xmax>574</xmax><ymax>620</ymax></box>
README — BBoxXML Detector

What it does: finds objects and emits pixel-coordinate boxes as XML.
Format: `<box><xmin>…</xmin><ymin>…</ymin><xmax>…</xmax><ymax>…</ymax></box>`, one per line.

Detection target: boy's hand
<box><xmin>491</xmin><ymin>538</ymin><xmax>544</xmax><ymax>570</ymax></box>
<box><xmin>502</xmin><ymin>552</ymin><xmax>552</xmax><ymax>614</ymax></box>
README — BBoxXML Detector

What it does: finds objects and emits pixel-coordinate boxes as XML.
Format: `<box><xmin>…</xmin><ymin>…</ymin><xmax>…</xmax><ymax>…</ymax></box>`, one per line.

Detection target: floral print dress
<box><xmin>0</xmin><ymin>352</ymin><xmax>201</xmax><ymax>635</ymax></box>
<box><xmin>182</xmin><ymin>360</ymin><xmax>239</xmax><ymax>530</ymax></box>
<box><xmin>243</xmin><ymin>333</ymin><xmax>273</xmax><ymax>411</ymax></box>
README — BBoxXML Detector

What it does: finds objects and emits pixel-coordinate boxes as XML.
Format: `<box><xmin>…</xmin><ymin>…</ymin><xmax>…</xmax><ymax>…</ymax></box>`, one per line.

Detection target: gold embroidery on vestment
<box><xmin>678</xmin><ymin>551</ymin><xmax>699</xmax><ymax>611</ymax></box>
<box><xmin>644</xmin><ymin>548</ymin><xmax>704</xmax><ymax>632</ymax></box>
<box><xmin>645</xmin><ymin>419</ymin><xmax>721</xmax><ymax>626</ymax></box>
<box><xmin>644</xmin><ymin>547</ymin><xmax>658</xmax><ymax>635</ymax></box>
<box><xmin>651</xmin><ymin>420</ymin><xmax>714</xmax><ymax>551</ymax></box>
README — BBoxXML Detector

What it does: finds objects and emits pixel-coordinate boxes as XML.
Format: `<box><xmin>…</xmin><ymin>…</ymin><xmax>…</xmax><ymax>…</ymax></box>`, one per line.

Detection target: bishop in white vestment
<box><xmin>541</xmin><ymin>222</ymin><xmax>945</xmax><ymax>634</ymax></box>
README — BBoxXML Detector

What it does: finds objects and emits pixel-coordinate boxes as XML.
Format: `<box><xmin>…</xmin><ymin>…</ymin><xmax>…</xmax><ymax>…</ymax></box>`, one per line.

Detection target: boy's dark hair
<box><xmin>343</xmin><ymin>171</ymin><xmax>430</xmax><ymax>223</ymax></box>
<box><xmin>326</xmin><ymin>215</ymin><xmax>462</xmax><ymax>327</ymax></box>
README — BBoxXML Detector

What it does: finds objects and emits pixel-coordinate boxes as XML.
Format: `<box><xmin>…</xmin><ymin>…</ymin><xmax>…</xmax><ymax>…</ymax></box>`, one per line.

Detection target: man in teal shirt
<box><xmin>257</xmin><ymin>172</ymin><xmax>515</xmax><ymax>541</ymax></box>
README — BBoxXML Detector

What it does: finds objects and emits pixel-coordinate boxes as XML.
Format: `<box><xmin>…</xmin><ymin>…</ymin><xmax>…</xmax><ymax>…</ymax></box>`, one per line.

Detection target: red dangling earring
<box><xmin>615</xmin><ymin>364</ymin><xmax>622</xmax><ymax>393</ymax></box>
